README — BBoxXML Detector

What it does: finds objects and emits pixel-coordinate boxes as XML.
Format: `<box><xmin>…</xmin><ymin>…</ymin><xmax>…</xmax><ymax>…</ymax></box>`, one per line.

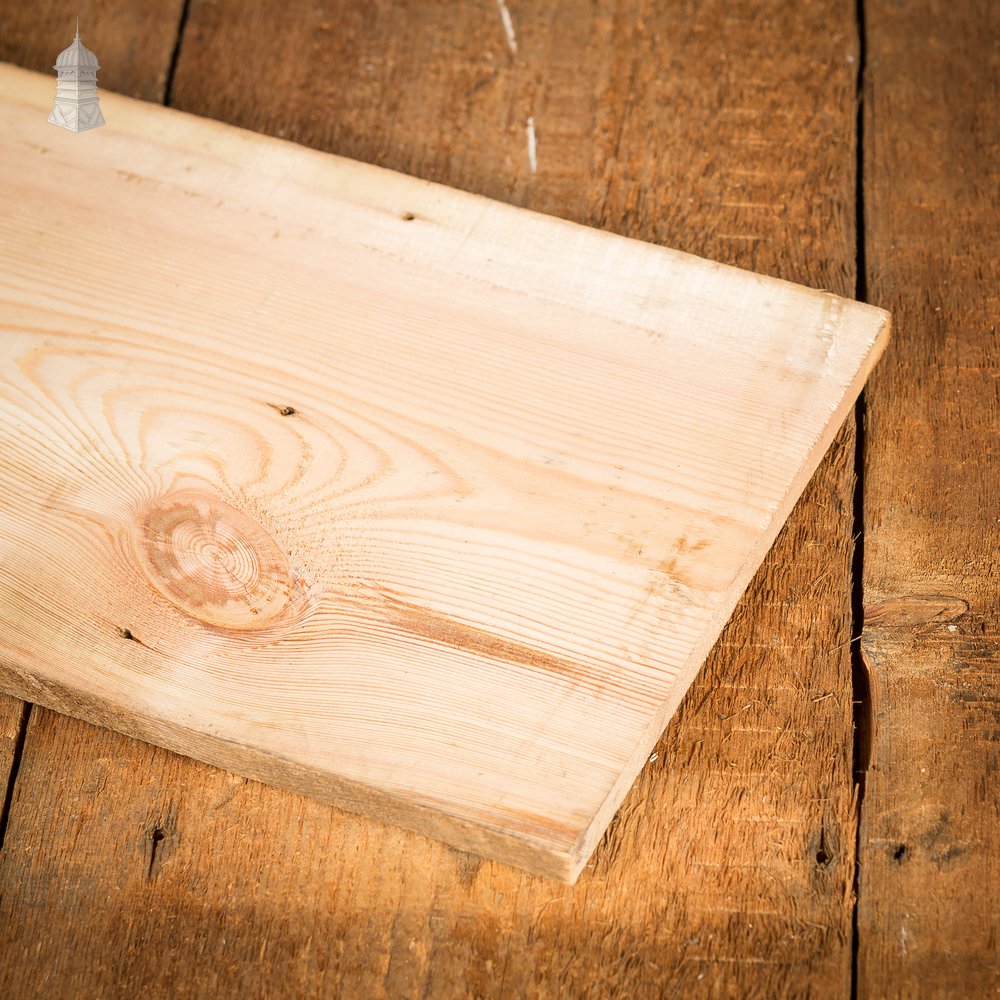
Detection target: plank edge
<box><xmin>571</xmin><ymin>310</ymin><xmax>892</xmax><ymax>880</ymax></box>
<box><xmin>0</xmin><ymin>660</ymin><xmax>580</xmax><ymax>882</ymax></box>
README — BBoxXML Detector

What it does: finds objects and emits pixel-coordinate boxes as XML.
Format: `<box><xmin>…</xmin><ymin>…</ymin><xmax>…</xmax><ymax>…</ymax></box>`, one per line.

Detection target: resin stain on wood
<box><xmin>0</xmin><ymin>63</ymin><xmax>888</xmax><ymax>880</ymax></box>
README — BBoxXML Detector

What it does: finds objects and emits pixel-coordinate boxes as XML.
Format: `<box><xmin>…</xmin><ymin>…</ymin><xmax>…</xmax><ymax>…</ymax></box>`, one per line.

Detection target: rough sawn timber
<box><xmin>0</xmin><ymin>57</ymin><xmax>885</xmax><ymax>882</ymax></box>
<box><xmin>856</xmin><ymin>0</ymin><xmax>1000</xmax><ymax>993</ymax></box>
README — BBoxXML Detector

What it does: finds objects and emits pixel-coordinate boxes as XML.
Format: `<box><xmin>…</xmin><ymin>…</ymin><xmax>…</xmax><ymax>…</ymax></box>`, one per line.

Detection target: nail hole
<box><xmin>147</xmin><ymin>826</ymin><xmax>168</xmax><ymax>880</ymax></box>
<box><xmin>121</xmin><ymin>627</ymin><xmax>136</xmax><ymax>641</ymax></box>
<box><xmin>815</xmin><ymin>848</ymin><xmax>830</xmax><ymax>867</ymax></box>
<box><xmin>892</xmin><ymin>844</ymin><xmax>908</xmax><ymax>862</ymax></box>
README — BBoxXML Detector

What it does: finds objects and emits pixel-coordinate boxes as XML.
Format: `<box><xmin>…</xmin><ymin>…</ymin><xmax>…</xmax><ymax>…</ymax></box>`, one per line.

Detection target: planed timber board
<box><xmin>0</xmin><ymin>64</ymin><xmax>889</xmax><ymax>881</ymax></box>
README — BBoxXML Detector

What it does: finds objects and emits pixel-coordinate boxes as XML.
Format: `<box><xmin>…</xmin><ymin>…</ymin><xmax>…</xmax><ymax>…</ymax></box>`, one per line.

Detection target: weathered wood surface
<box><xmin>0</xmin><ymin>695</ymin><xmax>24</xmax><ymax>842</ymax></box>
<box><xmin>0</xmin><ymin>0</ymin><xmax>185</xmax><ymax>103</ymax></box>
<box><xmin>0</xmin><ymin>58</ymin><xmax>886</xmax><ymax>880</ymax></box>
<box><xmin>856</xmin><ymin>0</ymin><xmax>1000</xmax><ymax>995</ymax></box>
<box><xmin>0</xmin><ymin>0</ymin><xmax>896</xmax><ymax>995</ymax></box>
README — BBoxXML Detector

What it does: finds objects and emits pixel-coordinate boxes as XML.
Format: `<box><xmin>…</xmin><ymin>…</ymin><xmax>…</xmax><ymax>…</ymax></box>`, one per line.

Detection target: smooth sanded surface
<box><xmin>0</xmin><ymin>59</ymin><xmax>886</xmax><ymax>881</ymax></box>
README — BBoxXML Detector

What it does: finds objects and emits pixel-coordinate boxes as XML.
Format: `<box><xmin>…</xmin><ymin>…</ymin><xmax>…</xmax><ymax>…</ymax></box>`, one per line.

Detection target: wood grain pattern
<box><xmin>857</xmin><ymin>0</ymin><xmax>1000</xmax><ymax>994</ymax></box>
<box><xmin>0</xmin><ymin>58</ymin><xmax>888</xmax><ymax>879</ymax></box>
<box><xmin>0</xmin><ymin>1</ymin><xmax>881</xmax><ymax>994</ymax></box>
<box><xmin>0</xmin><ymin>0</ymin><xmax>188</xmax><ymax>832</ymax></box>
<box><xmin>0</xmin><ymin>0</ymin><xmax>188</xmax><ymax>908</ymax></box>
<box><xmin>0</xmin><ymin>60</ymin><xmax>886</xmax><ymax>880</ymax></box>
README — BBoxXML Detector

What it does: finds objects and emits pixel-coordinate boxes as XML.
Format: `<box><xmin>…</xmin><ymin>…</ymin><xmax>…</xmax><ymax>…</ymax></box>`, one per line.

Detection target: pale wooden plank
<box><xmin>1</xmin><ymin>1</ymin><xmax>870</xmax><ymax>994</ymax></box>
<box><xmin>857</xmin><ymin>0</ymin><xmax>1000</xmax><ymax>994</ymax></box>
<box><xmin>0</xmin><ymin>0</ymin><xmax>187</xmax><ymax>876</ymax></box>
<box><xmin>0</xmin><ymin>59</ymin><xmax>886</xmax><ymax>881</ymax></box>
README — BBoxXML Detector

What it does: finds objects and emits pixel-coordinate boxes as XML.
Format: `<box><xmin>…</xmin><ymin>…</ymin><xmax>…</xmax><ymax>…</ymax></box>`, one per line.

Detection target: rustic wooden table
<box><xmin>0</xmin><ymin>2</ymin><xmax>996</xmax><ymax>997</ymax></box>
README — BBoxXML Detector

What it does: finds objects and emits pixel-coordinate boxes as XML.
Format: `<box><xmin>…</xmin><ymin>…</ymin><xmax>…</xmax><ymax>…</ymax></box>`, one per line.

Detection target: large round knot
<box><xmin>134</xmin><ymin>490</ymin><xmax>296</xmax><ymax>631</ymax></box>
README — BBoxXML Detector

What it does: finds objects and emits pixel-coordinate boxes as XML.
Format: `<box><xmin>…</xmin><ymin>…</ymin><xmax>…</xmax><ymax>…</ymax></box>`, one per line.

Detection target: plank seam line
<box><xmin>0</xmin><ymin>702</ymin><xmax>32</xmax><ymax>852</ymax></box>
<box><xmin>164</xmin><ymin>0</ymin><xmax>193</xmax><ymax>107</ymax></box>
<box><xmin>849</xmin><ymin>0</ymin><xmax>872</xmax><ymax>995</ymax></box>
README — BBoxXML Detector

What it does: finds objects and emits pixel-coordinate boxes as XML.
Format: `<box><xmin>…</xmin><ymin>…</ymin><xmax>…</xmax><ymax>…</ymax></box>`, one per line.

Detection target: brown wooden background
<box><xmin>0</xmin><ymin>2</ymin><xmax>996</xmax><ymax>997</ymax></box>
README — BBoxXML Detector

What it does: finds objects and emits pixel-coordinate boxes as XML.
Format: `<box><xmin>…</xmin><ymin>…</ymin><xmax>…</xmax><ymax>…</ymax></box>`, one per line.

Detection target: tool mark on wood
<box><xmin>526</xmin><ymin>116</ymin><xmax>538</xmax><ymax>174</ymax></box>
<box><xmin>147</xmin><ymin>826</ymin><xmax>166</xmax><ymax>879</ymax></box>
<box><xmin>495</xmin><ymin>0</ymin><xmax>518</xmax><ymax>57</ymax></box>
<box><xmin>145</xmin><ymin>810</ymin><xmax>177</xmax><ymax>882</ymax></box>
<box><xmin>212</xmin><ymin>776</ymin><xmax>248</xmax><ymax>812</ymax></box>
